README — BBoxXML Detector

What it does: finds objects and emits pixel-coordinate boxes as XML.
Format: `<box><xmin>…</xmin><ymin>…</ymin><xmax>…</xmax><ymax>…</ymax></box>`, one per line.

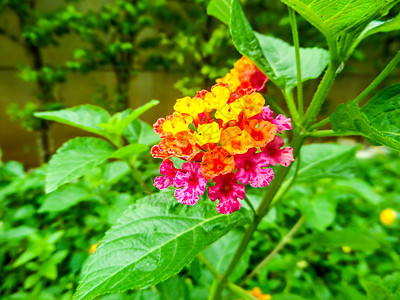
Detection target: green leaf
<box><xmin>363</xmin><ymin>273</ymin><xmax>400</xmax><ymax>300</ymax></box>
<box><xmin>158</xmin><ymin>276</ymin><xmax>189</xmax><ymax>300</ymax></box>
<box><xmin>297</xmin><ymin>193</ymin><xmax>336</xmax><ymax>231</ymax></box>
<box><xmin>203</xmin><ymin>230</ymin><xmax>251</xmax><ymax>282</ymax></box>
<box><xmin>207</xmin><ymin>0</ymin><xmax>231</xmax><ymax>25</ymax></box>
<box><xmin>354</xmin><ymin>14</ymin><xmax>400</xmax><ymax>49</ymax></box>
<box><xmin>312</xmin><ymin>230</ymin><xmax>380</xmax><ymax>251</ymax></box>
<box><xmin>229</xmin><ymin>0</ymin><xmax>329</xmax><ymax>91</ymax></box>
<box><xmin>278</xmin><ymin>0</ymin><xmax>400</xmax><ymax>41</ymax></box>
<box><xmin>294</xmin><ymin>143</ymin><xmax>357</xmax><ymax>182</ymax></box>
<box><xmin>103</xmin><ymin>161</ymin><xmax>131</xmax><ymax>184</ymax></box>
<box><xmin>74</xmin><ymin>191</ymin><xmax>251</xmax><ymax>300</ymax></box>
<box><xmin>362</xmin><ymin>84</ymin><xmax>400</xmax><ymax>142</ymax></box>
<box><xmin>110</xmin><ymin>144</ymin><xmax>149</xmax><ymax>159</ymax></box>
<box><xmin>46</xmin><ymin>137</ymin><xmax>115</xmax><ymax>193</ymax></box>
<box><xmin>124</xmin><ymin>119</ymin><xmax>160</xmax><ymax>146</ymax></box>
<box><xmin>39</xmin><ymin>185</ymin><xmax>91</xmax><ymax>213</ymax></box>
<box><xmin>330</xmin><ymin>99</ymin><xmax>400</xmax><ymax>151</ymax></box>
<box><xmin>334</xmin><ymin>178</ymin><xmax>382</xmax><ymax>205</ymax></box>
<box><xmin>99</xmin><ymin>100</ymin><xmax>159</xmax><ymax>137</ymax></box>
<box><xmin>34</xmin><ymin>105</ymin><xmax>110</xmax><ymax>136</ymax></box>
<box><xmin>255</xmin><ymin>34</ymin><xmax>330</xmax><ymax>91</ymax></box>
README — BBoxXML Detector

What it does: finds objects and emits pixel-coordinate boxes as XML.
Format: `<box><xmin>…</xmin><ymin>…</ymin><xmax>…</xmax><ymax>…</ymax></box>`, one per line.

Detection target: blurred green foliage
<box><xmin>1</xmin><ymin>145</ymin><xmax>399</xmax><ymax>299</ymax></box>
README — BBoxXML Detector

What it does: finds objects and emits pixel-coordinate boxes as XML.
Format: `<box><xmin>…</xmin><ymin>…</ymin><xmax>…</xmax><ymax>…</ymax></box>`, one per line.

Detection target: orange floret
<box><xmin>220</xmin><ymin>126</ymin><xmax>253</xmax><ymax>154</ymax></box>
<box><xmin>201</xmin><ymin>146</ymin><xmax>234</xmax><ymax>180</ymax></box>
<box><xmin>151</xmin><ymin>131</ymin><xmax>199</xmax><ymax>160</ymax></box>
<box><xmin>243</xmin><ymin>119</ymin><xmax>277</xmax><ymax>147</ymax></box>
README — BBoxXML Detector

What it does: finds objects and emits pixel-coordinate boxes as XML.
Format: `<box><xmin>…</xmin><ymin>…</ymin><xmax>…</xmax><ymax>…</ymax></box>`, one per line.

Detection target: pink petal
<box><xmin>272</xmin><ymin>114</ymin><xmax>292</xmax><ymax>133</ymax></box>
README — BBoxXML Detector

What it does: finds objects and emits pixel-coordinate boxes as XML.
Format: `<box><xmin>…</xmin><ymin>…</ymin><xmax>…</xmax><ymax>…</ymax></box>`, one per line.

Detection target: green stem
<box><xmin>288</xmin><ymin>8</ymin><xmax>303</xmax><ymax>118</ymax></box>
<box><xmin>309</xmin><ymin>117</ymin><xmax>330</xmax><ymax>130</ymax></box>
<box><xmin>303</xmin><ymin>60</ymin><xmax>340</xmax><ymax>128</ymax></box>
<box><xmin>283</xmin><ymin>89</ymin><xmax>299</xmax><ymax>123</ymax></box>
<box><xmin>198</xmin><ymin>254</ymin><xmax>221</xmax><ymax>281</ymax></box>
<box><xmin>244</xmin><ymin>195</ymin><xmax>257</xmax><ymax>217</ymax></box>
<box><xmin>210</xmin><ymin>133</ymin><xmax>305</xmax><ymax>300</ymax></box>
<box><xmin>240</xmin><ymin>215</ymin><xmax>305</xmax><ymax>284</ymax></box>
<box><xmin>131</xmin><ymin>164</ymin><xmax>152</xmax><ymax>194</ymax></box>
<box><xmin>271</xmin><ymin>150</ymin><xmax>301</xmax><ymax>207</ymax></box>
<box><xmin>307</xmin><ymin>129</ymin><xmax>361</xmax><ymax>138</ymax></box>
<box><xmin>198</xmin><ymin>254</ymin><xmax>258</xmax><ymax>300</ymax></box>
<box><xmin>354</xmin><ymin>50</ymin><xmax>400</xmax><ymax>104</ymax></box>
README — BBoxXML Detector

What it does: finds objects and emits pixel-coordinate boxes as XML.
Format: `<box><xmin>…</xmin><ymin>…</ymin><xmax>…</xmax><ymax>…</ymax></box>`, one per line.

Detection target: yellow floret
<box><xmin>193</xmin><ymin>122</ymin><xmax>222</xmax><ymax>146</ymax></box>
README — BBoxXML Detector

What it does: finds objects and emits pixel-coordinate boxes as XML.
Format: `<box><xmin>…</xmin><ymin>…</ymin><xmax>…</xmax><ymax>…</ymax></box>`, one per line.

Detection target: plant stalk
<box><xmin>241</xmin><ymin>215</ymin><xmax>305</xmax><ymax>284</ymax></box>
<box><xmin>288</xmin><ymin>8</ymin><xmax>303</xmax><ymax>118</ymax></box>
<box><xmin>354</xmin><ymin>50</ymin><xmax>400</xmax><ymax>104</ymax></box>
<box><xmin>210</xmin><ymin>132</ymin><xmax>305</xmax><ymax>300</ymax></box>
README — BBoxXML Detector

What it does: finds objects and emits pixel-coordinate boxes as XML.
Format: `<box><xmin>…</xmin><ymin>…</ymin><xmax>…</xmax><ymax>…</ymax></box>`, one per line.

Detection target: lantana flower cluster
<box><xmin>151</xmin><ymin>56</ymin><xmax>294</xmax><ymax>214</ymax></box>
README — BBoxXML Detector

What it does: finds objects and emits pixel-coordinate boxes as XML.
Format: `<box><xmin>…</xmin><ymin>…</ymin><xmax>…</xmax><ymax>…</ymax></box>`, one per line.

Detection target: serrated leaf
<box><xmin>330</xmin><ymin>99</ymin><xmax>400</xmax><ymax>151</ymax></box>
<box><xmin>34</xmin><ymin>105</ymin><xmax>110</xmax><ymax>136</ymax></box>
<box><xmin>46</xmin><ymin>137</ymin><xmax>115</xmax><ymax>193</ymax></box>
<box><xmin>39</xmin><ymin>185</ymin><xmax>91</xmax><ymax>213</ymax></box>
<box><xmin>362</xmin><ymin>83</ymin><xmax>400</xmax><ymax>142</ymax></box>
<box><xmin>312</xmin><ymin>230</ymin><xmax>380</xmax><ymax>250</ymax></box>
<box><xmin>278</xmin><ymin>0</ymin><xmax>400</xmax><ymax>42</ymax></box>
<box><xmin>74</xmin><ymin>191</ymin><xmax>251</xmax><ymax>300</ymax></box>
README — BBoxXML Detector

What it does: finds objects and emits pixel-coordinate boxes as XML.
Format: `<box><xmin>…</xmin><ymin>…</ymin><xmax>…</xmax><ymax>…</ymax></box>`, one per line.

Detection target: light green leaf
<box><xmin>297</xmin><ymin>193</ymin><xmax>336</xmax><ymax>231</ymax></box>
<box><xmin>330</xmin><ymin>98</ymin><xmax>400</xmax><ymax>151</ymax></box>
<box><xmin>110</xmin><ymin>144</ymin><xmax>148</xmax><ymax>159</ymax></box>
<box><xmin>124</xmin><ymin>119</ymin><xmax>160</xmax><ymax>146</ymax></box>
<box><xmin>255</xmin><ymin>34</ymin><xmax>330</xmax><ymax>91</ymax></box>
<box><xmin>278</xmin><ymin>0</ymin><xmax>400</xmax><ymax>41</ymax></box>
<box><xmin>294</xmin><ymin>143</ymin><xmax>357</xmax><ymax>182</ymax></box>
<box><xmin>74</xmin><ymin>191</ymin><xmax>251</xmax><ymax>300</ymax></box>
<box><xmin>207</xmin><ymin>0</ymin><xmax>231</xmax><ymax>25</ymax></box>
<box><xmin>39</xmin><ymin>185</ymin><xmax>91</xmax><ymax>213</ymax></box>
<box><xmin>334</xmin><ymin>178</ymin><xmax>382</xmax><ymax>204</ymax></box>
<box><xmin>34</xmin><ymin>105</ymin><xmax>110</xmax><ymax>136</ymax></box>
<box><xmin>99</xmin><ymin>100</ymin><xmax>159</xmax><ymax>137</ymax></box>
<box><xmin>312</xmin><ymin>230</ymin><xmax>380</xmax><ymax>250</ymax></box>
<box><xmin>46</xmin><ymin>137</ymin><xmax>115</xmax><ymax>193</ymax></box>
<box><xmin>203</xmin><ymin>230</ymin><xmax>251</xmax><ymax>282</ymax></box>
<box><xmin>229</xmin><ymin>0</ymin><xmax>329</xmax><ymax>91</ymax></box>
<box><xmin>103</xmin><ymin>161</ymin><xmax>131</xmax><ymax>184</ymax></box>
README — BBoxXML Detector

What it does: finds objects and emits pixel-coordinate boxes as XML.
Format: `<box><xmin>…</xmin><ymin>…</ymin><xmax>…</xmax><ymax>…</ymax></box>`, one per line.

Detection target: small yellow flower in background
<box><xmin>249</xmin><ymin>287</ymin><xmax>272</xmax><ymax>300</ymax></box>
<box><xmin>89</xmin><ymin>242</ymin><xmax>99</xmax><ymax>254</ymax></box>
<box><xmin>380</xmin><ymin>208</ymin><xmax>397</xmax><ymax>226</ymax></box>
<box><xmin>342</xmin><ymin>246</ymin><xmax>352</xmax><ymax>253</ymax></box>
<box><xmin>296</xmin><ymin>260</ymin><xmax>308</xmax><ymax>269</ymax></box>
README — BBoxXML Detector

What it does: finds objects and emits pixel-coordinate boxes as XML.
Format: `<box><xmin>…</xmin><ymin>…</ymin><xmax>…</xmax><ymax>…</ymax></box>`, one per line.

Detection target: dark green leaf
<box><xmin>330</xmin><ymin>99</ymin><xmax>400</xmax><ymax>151</ymax></box>
<box><xmin>74</xmin><ymin>191</ymin><xmax>251</xmax><ymax>300</ymax></box>
<box><xmin>362</xmin><ymin>84</ymin><xmax>400</xmax><ymax>142</ymax></box>
<box><xmin>46</xmin><ymin>137</ymin><xmax>114</xmax><ymax>193</ymax></box>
